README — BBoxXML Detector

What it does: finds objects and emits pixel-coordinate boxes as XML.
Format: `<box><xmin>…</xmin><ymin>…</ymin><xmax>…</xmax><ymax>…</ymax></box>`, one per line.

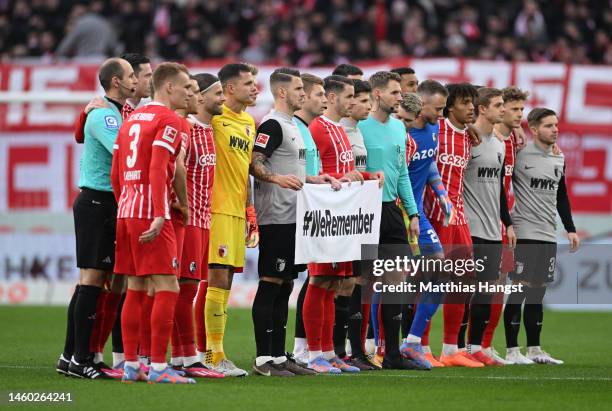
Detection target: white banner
<box><xmin>295</xmin><ymin>181</ymin><xmax>382</xmax><ymax>264</ymax></box>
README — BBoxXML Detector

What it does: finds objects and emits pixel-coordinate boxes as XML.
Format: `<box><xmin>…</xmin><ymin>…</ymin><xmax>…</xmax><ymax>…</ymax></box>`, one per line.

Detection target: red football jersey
<box><xmin>406</xmin><ymin>131</ymin><xmax>417</xmax><ymax>165</ymax></box>
<box><xmin>113</xmin><ymin>102</ymin><xmax>183</xmax><ymax>220</ymax></box>
<box><xmin>427</xmin><ymin>118</ymin><xmax>471</xmax><ymax>225</ymax></box>
<box><xmin>186</xmin><ymin>115</ymin><xmax>216</xmax><ymax>229</ymax></box>
<box><xmin>309</xmin><ymin>116</ymin><xmax>354</xmax><ymax>177</ymax></box>
<box><xmin>122</xmin><ymin>101</ymin><xmax>136</xmax><ymax>119</ymax></box>
<box><xmin>169</xmin><ymin>116</ymin><xmax>192</xmax><ymax>208</ymax></box>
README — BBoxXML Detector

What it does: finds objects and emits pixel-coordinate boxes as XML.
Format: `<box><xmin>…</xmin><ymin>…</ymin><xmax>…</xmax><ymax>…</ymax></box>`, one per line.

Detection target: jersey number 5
<box><xmin>126</xmin><ymin>124</ymin><xmax>140</xmax><ymax>168</ymax></box>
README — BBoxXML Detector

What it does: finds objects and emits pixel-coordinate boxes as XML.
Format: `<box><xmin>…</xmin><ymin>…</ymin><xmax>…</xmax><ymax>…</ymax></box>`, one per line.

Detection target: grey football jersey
<box><xmin>340</xmin><ymin>118</ymin><xmax>368</xmax><ymax>172</ymax></box>
<box><xmin>512</xmin><ymin>141</ymin><xmax>565</xmax><ymax>242</ymax></box>
<box><xmin>253</xmin><ymin>110</ymin><xmax>306</xmax><ymax>225</ymax></box>
<box><xmin>463</xmin><ymin>133</ymin><xmax>506</xmax><ymax>241</ymax></box>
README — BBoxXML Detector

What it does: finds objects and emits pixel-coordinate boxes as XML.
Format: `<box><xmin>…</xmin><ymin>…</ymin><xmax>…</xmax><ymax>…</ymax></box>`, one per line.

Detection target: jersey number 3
<box><xmin>126</xmin><ymin>124</ymin><xmax>140</xmax><ymax>168</ymax></box>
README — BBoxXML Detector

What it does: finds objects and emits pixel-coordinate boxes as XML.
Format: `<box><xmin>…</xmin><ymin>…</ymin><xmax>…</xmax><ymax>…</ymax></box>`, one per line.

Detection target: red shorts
<box><xmin>307</xmin><ymin>262</ymin><xmax>352</xmax><ymax>277</ymax></box>
<box><xmin>180</xmin><ymin>226</ymin><xmax>210</xmax><ymax>281</ymax></box>
<box><xmin>500</xmin><ymin>225</ymin><xmax>515</xmax><ymax>273</ymax></box>
<box><xmin>114</xmin><ymin>218</ymin><xmax>179</xmax><ymax>277</ymax></box>
<box><xmin>431</xmin><ymin>221</ymin><xmax>473</xmax><ymax>260</ymax></box>
<box><xmin>171</xmin><ymin>210</ymin><xmax>186</xmax><ymax>263</ymax></box>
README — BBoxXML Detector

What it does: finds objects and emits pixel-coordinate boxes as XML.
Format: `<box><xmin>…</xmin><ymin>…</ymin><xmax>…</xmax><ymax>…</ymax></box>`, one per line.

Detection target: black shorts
<box><xmin>472</xmin><ymin>236</ymin><xmax>502</xmax><ymax>282</ymax></box>
<box><xmin>258</xmin><ymin>224</ymin><xmax>306</xmax><ymax>280</ymax></box>
<box><xmin>379</xmin><ymin>202</ymin><xmax>409</xmax><ymax>245</ymax></box>
<box><xmin>73</xmin><ymin>188</ymin><xmax>117</xmax><ymax>271</ymax></box>
<box><xmin>510</xmin><ymin>239</ymin><xmax>557</xmax><ymax>284</ymax></box>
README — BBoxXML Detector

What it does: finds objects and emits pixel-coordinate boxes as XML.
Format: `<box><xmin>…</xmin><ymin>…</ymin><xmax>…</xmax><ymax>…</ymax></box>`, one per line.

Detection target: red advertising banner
<box><xmin>0</xmin><ymin>59</ymin><xmax>610</xmax><ymax>213</ymax></box>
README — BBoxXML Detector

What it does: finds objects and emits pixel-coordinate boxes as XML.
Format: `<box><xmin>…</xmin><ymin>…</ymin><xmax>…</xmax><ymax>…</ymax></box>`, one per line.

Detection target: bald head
<box><xmin>98</xmin><ymin>58</ymin><xmax>128</xmax><ymax>92</ymax></box>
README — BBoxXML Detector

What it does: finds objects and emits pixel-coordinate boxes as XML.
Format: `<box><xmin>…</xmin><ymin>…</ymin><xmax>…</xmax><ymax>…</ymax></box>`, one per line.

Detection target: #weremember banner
<box><xmin>295</xmin><ymin>180</ymin><xmax>382</xmax><ymax>264</ymax></box>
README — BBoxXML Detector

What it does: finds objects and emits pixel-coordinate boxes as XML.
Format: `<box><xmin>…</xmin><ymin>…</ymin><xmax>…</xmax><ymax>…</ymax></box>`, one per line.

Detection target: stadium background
<box><xmin>0</xmin><ymin>0</ymin><xmax>610</xmax><ymax>308</ymax></box>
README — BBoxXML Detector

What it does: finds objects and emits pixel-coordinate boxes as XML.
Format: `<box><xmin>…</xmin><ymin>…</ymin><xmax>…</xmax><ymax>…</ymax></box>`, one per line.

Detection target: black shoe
<box><xmin>382</xmin><ymin>355</ymin><xmax>417</xmax><ymax>370</ymax></box>
<box><xmin>252</xmin><ymin>360</ymin><xmax>294</xmax><ymax>377</ymax></box>
<box><xmin>56</xmin><ymin>354</ymin><xmax>70</xmax><ymax>376</ymax></box>
<box><xmin>281</xmin><ymin>354</ymin><xmax>317</xmax><ymax>375</ymax></box>
<box><xmin>68</xmin><ymin>358</ymin><xmax>112</xmax><ymax>379</ymax></box>
<box><xmin>348</xmin><ymin>354</ymin><xmax>377</xmax><ymax>371</ymax></box>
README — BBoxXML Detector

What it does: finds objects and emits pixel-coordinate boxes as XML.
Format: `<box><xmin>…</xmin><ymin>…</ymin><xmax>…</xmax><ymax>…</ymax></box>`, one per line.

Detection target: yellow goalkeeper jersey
<box><xmin>210</xmin><ymin>104</ymin><xmax>255</xmax><ymax>218</ymax></box>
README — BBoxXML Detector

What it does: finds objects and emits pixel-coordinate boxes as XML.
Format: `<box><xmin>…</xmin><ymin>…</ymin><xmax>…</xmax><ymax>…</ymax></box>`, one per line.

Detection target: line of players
<box><xmin>56</xmin><ymin>56</ymin><xmax>579</xmax><ymax>383</ymax></box>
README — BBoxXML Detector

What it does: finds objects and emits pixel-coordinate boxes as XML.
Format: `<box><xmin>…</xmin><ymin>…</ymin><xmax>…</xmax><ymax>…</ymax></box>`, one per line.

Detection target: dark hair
<box><xmin>301</xmin><ymin>73</ymin><xmax>323</xmax><ymax>95</ymax></box>
<box><xmin>502</xmin><ymin>86</ymin><xmax>530</xmax><ymax>103</ymax></box>
<box><xmin>476</xmin><ymin>87</ymin><xmax>503</xmax><ymax>109</ymax></box>
<box><xmin>270</xmin><ymin>67</ymin><xmax>301</xmax><ymax>87</ymax></box>
<box><xmin>390</xmin><ymin>67</ymin><xmax>415</xmax><ymax>76</ymax></box>
<box><xmin>368</xmin><ymin>71</ymin><xmax>402</xmax><ymax>90</ymax></box>
<box><xmin>192</xmin><ymin>73</ymin><xmax>219</xmax><ymax>93</ymax></box>
<box><xmin>218</xmin><ymin>63</ymin><xmax>255</xmax><ymax>86</ymax></box>
<box><xmin>444</xmin><ymin>82</ymin><xmax>479</xmax><ymax>116</ymax></box>
<box><xmin>323</xmin><ymin>75</ymin><xmax>354</xmax><ymax>95</ymax></box>
<box><xmin>152</xmin><ymin>62</ymin><xmax>189</xmax><ymax>93</ymax></box>
<box><xmin>353</xmin><ymin>79</ymin><xmax>371</xmax><ymax>96</ymax></box>
<box><xmin>527</xmin><ymin>108</ymin><xmax>557</xmax><ymax>128</ymax></box>
<box><xmin>119</xmin><ymin>53</ymin><xmax>150</xmax><ymax>74</ymax></box>
<box><xmin>417</xmin><ymin>79</ymin><xmax>448</xmax><ymax>97</ymax></box>
<box><xmin>98</xmin><ymin>57</ymin><xmax>125</xmax><ymax>91</ymax></box>
<box><xmin>332</xmin><ymin>63</ymin><xmax>363</xmax><ymax>77</ymax></box>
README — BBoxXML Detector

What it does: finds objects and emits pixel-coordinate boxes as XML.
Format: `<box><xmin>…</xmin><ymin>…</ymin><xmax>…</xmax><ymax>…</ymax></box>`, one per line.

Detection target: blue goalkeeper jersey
<box><xmin>408</xmin><ymin>122</ymin><xmax>440</xmax><ymax>213</ymax></box>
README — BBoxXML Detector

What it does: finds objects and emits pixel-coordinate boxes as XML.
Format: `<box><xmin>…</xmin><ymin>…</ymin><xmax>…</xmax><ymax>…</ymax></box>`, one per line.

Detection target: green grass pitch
<box><xmin>1</xmin><ymin>306</ymin><xmax>611</xmax><ymax>410</ymax></box>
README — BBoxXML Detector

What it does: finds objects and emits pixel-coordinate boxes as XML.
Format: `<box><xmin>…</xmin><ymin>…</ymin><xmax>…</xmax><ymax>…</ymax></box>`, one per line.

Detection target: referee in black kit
<box><xmin>57</xmin><ymin>57</ymin><xmax>136</xmax><ymax>379</ymax></box>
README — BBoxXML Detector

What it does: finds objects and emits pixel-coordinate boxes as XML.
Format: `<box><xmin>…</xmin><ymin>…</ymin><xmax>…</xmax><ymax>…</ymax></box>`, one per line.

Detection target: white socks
<box><xmin>406</xmin><ymin>334</ymin><xmax>421</xmax><ymax>344</ymax></box>
<box><xmin>323</xmin><ymin>350</ymin><xmax>335</xmax><ymax>361</ymax></box>
<box><xmin>255</xmin><ymin>356</ymin><xmax>273</xmax><ymax>366</ymax></box>
<box><xmin>151</xmin><ymin>362</ymin><xmax>167</xmax><ymax>372</ymax></box>
<box><xmin>272</xmin><ymin>356</ymin><xmax>287</xmax><ymax>365</ymax></box>
<box><xmin>183</xmin><ymin>355</ymin><xmax>199</xmax><ymax>367</ymax></box>
<box><xmin>442</xmin><ymin>343</ymin><xmax>458</xmax><ymax>356</ymax></box>
<box><xmin>293</xmin><ymin>338</ymin><xmax>307</xmax><ymax>354</ymax></box>
<box><xmin>112</xmin><ymin>352</ymin><xmax>125</xmax><ymax>368</ymax></box>
<box><xmin>308</xmin><ymin>350</ymin><xmax>323</xmax><ymax>362</ymax></box>
<box><xmin>469</xmin><ymin>344</ymin><xmax>482</xmax><ymax>354</ymax></box>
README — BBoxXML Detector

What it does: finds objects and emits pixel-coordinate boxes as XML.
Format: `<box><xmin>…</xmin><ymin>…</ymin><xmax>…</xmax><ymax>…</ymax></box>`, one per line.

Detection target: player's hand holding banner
<box><xmin>295</xmin><ymin>180</ymin><xmax>382</xmax><ymax>264</ymax></box>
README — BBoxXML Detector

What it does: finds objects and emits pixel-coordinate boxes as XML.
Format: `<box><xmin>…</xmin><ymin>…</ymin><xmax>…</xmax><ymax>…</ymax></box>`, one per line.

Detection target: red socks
<box><xmin>89</xmin><ymin>291</ymin><xmax>108</xmax><ymax>353</ymax></box>
<box><xmin>121</xmin><ymin>289</ymin><xmax>146</xmax><ymax>362</ymax></box>
<box><xmin>98</xmin><ymin>292</ymin><xmax>122</xmax><ymax>353</ymax></box>
<box><xmin>173</xmin><ymin>282</ymin><xmax>198</xmax><ymax>358</ymax></box>
<box><xmin>322</xmin><ymin>289</ymin><xmax>336</xmax><ymax>353</ymax></box>
<box><xmin>194</xmin><ymin>281</ymin><xmax>208</xmax><ymax>353</ymax></box>
<box><xmin>303</xmin><ymin>284</ymin><xmax>326</xmax><ymax>352</ymax></box>
<box><xmin>150</xmin><ymin>291</ymin><xmax>179</xmax><ymax>364</ymax></box>
<box><xmin>361</xmin><ymin>303</ymin><xmax>370</xmax><ymax>352</ymax></box>
<box><xmin>482</xmin><ymin>302</ymin><xmax>503</xmax><ymax>348</ymax></box>
<box><xmin>443</xmin><ymin>295</ymin><xmax>466</xmax><ymax>344</ymax></box>
<box><xmin>139</xmin><ymin>294</ymin><xmax>154</xmax><ymax>358</ymax></box>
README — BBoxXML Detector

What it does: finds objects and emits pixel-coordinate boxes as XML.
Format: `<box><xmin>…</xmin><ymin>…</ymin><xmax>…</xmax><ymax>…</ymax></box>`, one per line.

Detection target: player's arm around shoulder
<box><xmin>85</xmin><ymin>107</ymin><xmax>122</xmax><ymax>153</ymax></box>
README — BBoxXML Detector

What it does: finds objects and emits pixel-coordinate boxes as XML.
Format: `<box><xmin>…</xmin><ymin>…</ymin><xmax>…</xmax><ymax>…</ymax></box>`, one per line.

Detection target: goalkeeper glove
<box><xmin>245</xmin><ymin>205</ymin><xmax>259</xmax><ymax>248</ymax></box>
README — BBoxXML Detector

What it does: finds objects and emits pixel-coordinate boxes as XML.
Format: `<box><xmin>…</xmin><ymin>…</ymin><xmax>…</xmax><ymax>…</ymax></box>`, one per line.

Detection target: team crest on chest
<box><xmin>189</xmin><ymin>261</ymin><xmax>197</xmax><ymax>273</ymax></box>
<box><xmin>245</xmin><ymin>125</ymin><xmax>252</xmax><ymax>137</ymax></box>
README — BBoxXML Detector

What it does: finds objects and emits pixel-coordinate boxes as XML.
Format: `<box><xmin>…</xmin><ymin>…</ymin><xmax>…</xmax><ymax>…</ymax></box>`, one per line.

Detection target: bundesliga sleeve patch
<box><xmin>162</xmin><ymin>125</ymin><xmax>178</xmax><ymax>143</ymax></box>
<box><xmin>104</xmin><ymin>115</ymin><xmax>119</xmax><ymax>129</ymax></box>
<box><xmin>255</xmin><ymin>133</ymin><xmax>270</xmax><ymax>148</ymax></box>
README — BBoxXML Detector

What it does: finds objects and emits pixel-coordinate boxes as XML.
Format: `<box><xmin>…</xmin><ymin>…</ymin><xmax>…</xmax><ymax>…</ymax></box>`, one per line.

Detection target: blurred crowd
<box><xmin>1</xmin><ymin>0</ymin><xmax>611</xmax><ymax>65</ymax></box>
